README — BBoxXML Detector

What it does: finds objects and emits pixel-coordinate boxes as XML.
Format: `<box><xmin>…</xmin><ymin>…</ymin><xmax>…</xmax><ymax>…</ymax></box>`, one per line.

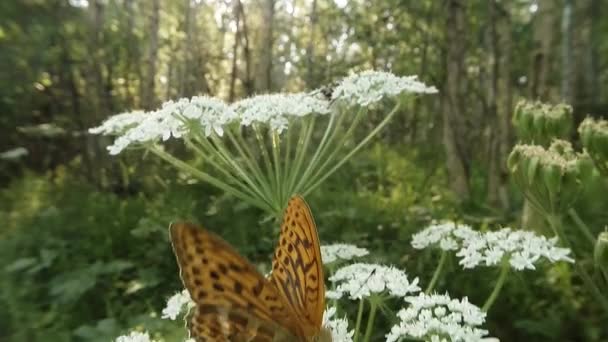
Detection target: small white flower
<box><xmin>321</xmin><ymin>243</ymin><xmax>369</xmax><ymax>264</ymax></box>
<box><xmin>89</xmin><ymin>111</ymin><xmax>146</xmax><ymax>135</ymax></box>
<box><xmin>231</xmin><ymin>93</ymin><xmax>330</xmax><ymax>133</ymax></box>
<box><xmin>386</xmin><ymin>293</ymin><xmax>494</xmax><ymax>342</ymax></box>
<box><xmin>323</xmin><ymin>307</ymin><xmax>354</xmax><ymax>342</ymax></box>
<box><xmin>161</xmin><ymin>289</ymin><xmax>194</xmax><ymax>320</ymax></box>
<box><xmin>115</xmin><ymin>331</ymin><xmax>156</xmax><ymax>342</ymax></box>
<box><xmin>328</xmin><ymin>263</ymin><xmax>420</xmax><ymax>300</ymax></box>
<box><xmin>332</xmin><ymin>70</ymin><xmax>437</xmax><ymax>107</ymax></box>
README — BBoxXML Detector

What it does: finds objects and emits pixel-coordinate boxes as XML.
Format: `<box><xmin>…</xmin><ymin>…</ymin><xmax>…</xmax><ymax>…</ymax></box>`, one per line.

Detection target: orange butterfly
<box><xmin>170</xmin><ymin>195</ymin><xmax>331</xmax><ymax>342</ymax></box>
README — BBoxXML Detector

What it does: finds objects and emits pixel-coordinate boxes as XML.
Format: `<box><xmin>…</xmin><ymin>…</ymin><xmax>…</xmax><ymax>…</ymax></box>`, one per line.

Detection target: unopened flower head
<box><xmin>386</xmin><ymin>293</ymin><xmax>492</xmax><ymax>342</ymax></box>
<box><xmin>327</xmin><ymin>263</ymin><xmax>420</xmax><ymax>300</ymax></box>
<box><xmin>115</xmin><ymin>331</ymin><xmax>156</xmax><ymax>342</ymax></box>
<box><xmin>321</xmin><ymin>243</ymin><xmax>369</xmax><ymax>264</ymax></box>
<box><xmin>323</xmin><ymin>307</ymin><xmax>354</xmax><ymax>342</ymax></box>
<box><xmin>332</xmin><ymin>70</ymin><xmax>438</xmax><ymax>107</ymax></box>
<box><xmin>411</xmin><ymin>221</ymin><xmax>477</xmax><ymax>252</ymax></box>
<box><xmin>456</xmin><ymin>227</ymin><xmax>574</xmax><ymax>270</ymax></box>
<box><xmin>231</xmin><ymin>93</ymin><xmax>330</xmax><ymax>133</ymax></box>
<box><xmin>161</xmin><ymin>289</ymin><xmax>195</xmax><ymax>320</ymax></box>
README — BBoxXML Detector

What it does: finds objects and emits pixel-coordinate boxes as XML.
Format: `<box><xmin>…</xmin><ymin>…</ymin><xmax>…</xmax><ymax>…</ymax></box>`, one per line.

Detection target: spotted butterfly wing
<box><xmin>170</xmin><ymin>222</ymin><xmax>304</xmax><ymax>342</ymax></box>
<box><xmin>269</xmin><ymin>196</ymin><xmax>325</xmax><ymax>337</ymax></box>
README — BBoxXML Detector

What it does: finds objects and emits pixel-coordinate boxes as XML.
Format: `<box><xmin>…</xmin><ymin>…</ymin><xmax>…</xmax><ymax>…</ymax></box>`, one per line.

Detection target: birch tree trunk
<box><xmin>443</xmin><ymin>0</ymin><xmax>470</xmax><ymax>201</ymax></box>
<box><xmin>142</xmin><ymin>0</ymin><xmax>160</xmax><ymax>110</ymax></box>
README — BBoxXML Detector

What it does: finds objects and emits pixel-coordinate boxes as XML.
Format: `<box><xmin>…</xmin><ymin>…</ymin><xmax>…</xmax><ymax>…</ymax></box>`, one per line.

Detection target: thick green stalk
<box><xmin>286</xmin><ymin>117</ymin><xmax>316</xmax><ymax>195</ymax></box>
<box><xmin>546</xmin><ymin>214</ymin><xmax>608</xmax><ymax>314</ymax></box>
<box><xmin>271</xmin><ymin>131</ymin><xmax>283</xmax><ymax>206</ymax></box>
<box><xmin>252</xmin><ymin>124</ymin><xmax>281</xmax><ymax>213</ymax></box>
<box><xmin>303</xmin><ymin>101</ymin><xmax>402</xmax><ymax>195</ymax></box>
<box><xmin>353</xmin><ymin>299</ymin><xmax>365</xmax><ymax>342</ymax></box>
<box><xmin>425</xmin><ymin>250</ymin><xmax>448</xmax><ymax>294</ymax></box>
<box><xmin>362</xmin><ymin>300</ymin><xmax>379</xmax><ymax>342</ymax></box>
<box><xmin>482</xmin><ymin>260</ymin><xmax>509</xmax><ymax>311</ymax></box>
<box><xmin>567</xmin><ymin>208</ymin><xmax>596</xmax><ymax>247</ymax></box>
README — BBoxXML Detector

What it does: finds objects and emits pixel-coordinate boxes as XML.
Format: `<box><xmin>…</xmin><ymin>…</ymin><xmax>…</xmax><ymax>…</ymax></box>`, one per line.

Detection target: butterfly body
<box><xmin>170</xmin><ymin>196</ymin><xmax>330</xmax><ymax>342</ymax></box>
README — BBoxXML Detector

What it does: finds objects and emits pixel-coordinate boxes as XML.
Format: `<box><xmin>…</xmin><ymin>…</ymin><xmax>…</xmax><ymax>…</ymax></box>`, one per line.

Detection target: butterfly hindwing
<box><xmin>270</xmin><ymin>196</ymin><xmax>325</xmax><ymax>337</ymax></box>
<box><xmin>170</xmin><ymin>222</ymin><xmax>303</xmax><ymax>341</ymax></box>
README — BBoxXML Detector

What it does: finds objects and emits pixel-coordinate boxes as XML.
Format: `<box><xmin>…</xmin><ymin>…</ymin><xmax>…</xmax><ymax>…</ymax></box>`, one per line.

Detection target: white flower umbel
<box><xmin>321</xmin><ymin>243</ymin><xmax>369</xmax><ymax>264</ymax></box>
<box><xmin>115</xmin><ymin>331</ymin><xmax>156</xmax><ymax>342</ymax></box>
<box><xmin>323</xmin><ymin>307</ymin><xmax>354</xmax><ymax>342</ymax></box>
<box><xmin>456</xmin><ymin>227</ymin><xmax>574</xmax><ymax>270</ymax></box>
<box><xmin>91</xmin><ymin>71</ymin><xmax>436</xmax><ymax>216</ymax></box>
<box><xmin>231</xmin><ymin>93</ymin><xmax>330</xmax><ymax>133</ymax></box>
<box><xmin>411</xmin><ymin>221</ymin><xmax>477</xmax><ymax>252</ymax></box>
<box><xmin>332</xmin><ymin>70</ymin><xmax>438</xmax><ymax>107</ymax></box>
<box><xmin>161</xmin><ymin>289</ymin><xmax>194</xmax><ymax>320</ymax></box>
<box><xmin>386</xmin><ymin>293</ymin><xmax>493</xmax><ymax>342</ymax></box>
<box><xmin>327</xmin><ymin>263</ymin><xmax>420</xmax><ymax>300</ymax></box>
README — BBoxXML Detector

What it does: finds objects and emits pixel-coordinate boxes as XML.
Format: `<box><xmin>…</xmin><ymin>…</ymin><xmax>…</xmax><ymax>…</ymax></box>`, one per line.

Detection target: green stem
<box><xmin>286</xmin><ymin>117</ymin><xmax>316</xmax><ymax>195</ymax></box>
<box><xmin>353</xmin><ymin>299</ymin><xmax>365</xmax><ymax>342</ymax></box>
<box><xmin>425</xmin><ymin>250</ymin><xmax>448</xmax><ymax>294</ymax></box>
<box><xmin>482</xmin><ymin>260</ymin><xmax>510</xmax><ymax>312</ymax></box>
<box><xmin>546</xmin><ymin>214</ymin><xmax>608</xmax><ymax>314</ymax></box>
<box><xmin>149</xmin><ymin>146</ymin><xmax>273</xmax><ymax>212</ymax></box>
<box><xmin>303</xmin><ymin>101</ymin><xmax>402</xmax><ymax>196</ymax></box>
<box><xmin>362</xmin><ymin>299</ymin><xmax>379</xmax><ymax>342</ymax></box>
<box><xmin>271</xmin><ymin>131</ymin><xmax>283</xmax><ymax>206</ymax></box>
<box><xmin>567</xmin><ymin>208</ymin><xmax>596</xmax><ymax>247</ymax></box>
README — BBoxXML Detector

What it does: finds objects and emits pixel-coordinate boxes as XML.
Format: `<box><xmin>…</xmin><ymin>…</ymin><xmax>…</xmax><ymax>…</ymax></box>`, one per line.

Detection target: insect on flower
<box><xmin>170</xmin><ymin>195</ymin><xmax>332</xmax><ymax>342</ymax></box>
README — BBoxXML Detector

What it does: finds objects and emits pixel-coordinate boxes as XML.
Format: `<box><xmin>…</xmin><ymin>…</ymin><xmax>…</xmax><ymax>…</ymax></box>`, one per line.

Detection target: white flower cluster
<box><xmin>326</xmin><ymin>263</ymin><xmax>420</xmax><ymax>300</ymax></box>
<box><xmin>323</xmin><ymin>307</ymin><xmax>354</xmax><ymax>342</ymax></box>
<box><xmin>231</xmin><ymin>93</ymin><xmax>330</xmax><ymax>133</ymax></box>
<box><xmin>386</xmin><ymin>293</ymin><xmax>492</xmax><ymax>342</ymax></box>
<box><xmin>412</xmin><ymin>222</ymin><xmax>574</xmax><ymax>270</ymax></box>
<box><xmin>115</xmin><ymin>331</ymin><xmax>156</xmax><ymax>342</ymax></box>
<box><xmin>161</xmin><ymin>289</ymin><xmax>194</xmax><ymax>320</ymax></box>
<box><xmin>90</xmin><ymin>96</ymin><xmax>236</xmax><ymax>155</ymax></box>
<box><xmin>90</xmin><ymin>70</ymin><xmax>437</xmax><ymax>154</ymax></box>
<box><xmin>332</xmin><ymin>70</ymin><xmax>438</xmax><ymax>106</ymax></box>
<box><xmin>321</xmin><ymin>243</ymin><xmax>369</xmax><ymax>264</ymax></box>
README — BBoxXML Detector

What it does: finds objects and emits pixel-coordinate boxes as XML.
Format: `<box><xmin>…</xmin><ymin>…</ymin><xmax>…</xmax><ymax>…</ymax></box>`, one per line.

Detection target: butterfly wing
<box><xmin>170</xmin><ymin>222</ymin><xmax>303</xmax><ymax>342</ymax></box>
<box><xmin>269</xmin><ymin>195</ymin><xmax>325</xmax><ymax>337</ymax></box>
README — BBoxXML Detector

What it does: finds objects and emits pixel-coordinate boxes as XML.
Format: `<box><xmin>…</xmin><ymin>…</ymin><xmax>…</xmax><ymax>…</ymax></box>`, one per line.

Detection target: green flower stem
<box><xmin>292</xmin><ymin>112</ymin><xmax>340</xmax><ymax>194</ymax></box>
<box><xmin>425</xmin><ymin>250</ymin><xmax>448</xmax><ymax>294</ymax></box>
<box><xmin>298</xmin><ymin>107</ymin><xmax>361</xmax><ymax>194</ymax></box>
<box><xmin>303</xmin><ymin>101</ymin><xmax>402</xmax><ymax>195</ymax></box>
<box><xmin>201</xmin><ymin>134</ymin><xmax>273</xmax><ymax>209</ymax></box>
<box><xmin>150</xmin><ymin>146</ymin><xmax>272</xmax><ymax>213</ymax></box>
<box><xmin>353</xmin><ymin>299</ymin><xmax>365</xmax><ymax>342</ymax></box>
<box><xmin>286</xmin><ymin>117</ymin><xmax>316</xmax><ymax>195</ymax></box>
<box><xmin>282</xmin><ymin>122</ymin><xmax>294</xmax><ymax>200</ymax></box>
<box><xmin>362</xmin><ymin>299</ymin><xmax>379</xmax><ymax>342</ymax></box>
<box><xmin>252</xmin><ymin>124</ymin><xmax>281</xmax><ymax>213</ymax></box>
<box><xmin>271</xmin><ymin>131</ymin><xmax>283</xmax><ymax>206</ymax></box>
<box><xmin>183</xmin><ymin>138</ymin><xmax>258</xmax><ymax>199</ymax></box>
<box><xmin>292</xmin><ymin>112</ymin><xmax>340</xmax><ymax>193</ymax></box>
<box><xmin>482</xmin><ymin>260</ymin><xmax>510</xmax><ymax>312</ymax></box>
<box><xmin>229</xmin><ymin>128</ymin><xmax>275</xmax><ymax>203</ymax></box>
<box><xmin>546</xmin><ymin>214</ymin><xmax>608</xmax><ymax>314</ymax></box>
<box><xmin>567</xmin><ymin>208</ymin><xmax>596</xmax><ymax>247</ymax></box>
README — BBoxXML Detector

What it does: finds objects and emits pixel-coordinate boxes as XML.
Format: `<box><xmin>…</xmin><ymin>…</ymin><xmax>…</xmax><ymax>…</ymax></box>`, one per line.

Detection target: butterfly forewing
<box><xmin>270</xmin><ymin>196</ymin><xmax>325</xmax><ymax>337</ymax></box>
<box><xmin>170</xmin><ymin>222</ymin><xmax>303</xmax><ymax>341</ymax></box>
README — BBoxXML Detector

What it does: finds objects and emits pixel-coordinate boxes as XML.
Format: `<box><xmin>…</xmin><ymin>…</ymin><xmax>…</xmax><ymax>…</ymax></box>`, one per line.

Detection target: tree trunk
<box><xmin>236</xmin><ymin>0</ymin><xmax>254</xmax><ymax>96</ymax></box>
<box><xmin>257</xmin><ymin>0</ymin><xmax>275</xmax><ymax>92</ymax></box>
<box><xmin>142</xmin><ymin>0</ymin><xmax>160</xmax><ymax>110</ymax></box>
<box><xmin>486</xmin><ymin>0</ymin><xmax>512</xmax><ymax>210</ymax></box>
<box><xmin>442</xmin><ymin>0</ymin><xmax>470</xmax><ymax>201</ymax></box>
<box><xmin>561</xmin><ymin>0</ymin><xmax>574</xmax><ymax>103</ymax></box>
<box><xmin>228</xmin><ymin>0</ymin><xmax>242</xmax><ymax>102</ymax></box>
<box><xmin>529</xmin><ymin>0</ymin><xmax>556</xmax><ymax>101</ymax></box>
<box><xmin>305</xmin><ymin>0</ymin><xmax>318</xmax><ymax>87</ymax></box>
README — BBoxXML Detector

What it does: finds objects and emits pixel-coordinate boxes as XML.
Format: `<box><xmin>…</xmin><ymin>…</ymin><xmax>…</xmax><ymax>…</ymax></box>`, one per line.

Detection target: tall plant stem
<box><xmin>567</xmin><ymin>208</ymin><xmax>596</xmax><ymax>246</ymax></box>
<box><xmin>425</xmin><ymin>250</ymin><xmax>448</xmax><ymax>294</ymax></box>
<box><xmin>362</xmin><ymin>300</ymin><xmax>379</xmax><ymax>342</ymax></box>
<box><xmin>353</xmin><ymin>299</ymin><xmax>365</xmax><ymax>342</ymax></box>
<box><xmin>482</xmin><ymin>261</ymin><xmax>509</xmax><ymax>311</ymax></box>
<box><xmin>547</xmin><ymin>214</ymin><xmax>608</xmax><ymax>314</ymax></box>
